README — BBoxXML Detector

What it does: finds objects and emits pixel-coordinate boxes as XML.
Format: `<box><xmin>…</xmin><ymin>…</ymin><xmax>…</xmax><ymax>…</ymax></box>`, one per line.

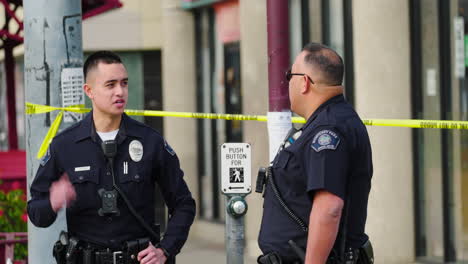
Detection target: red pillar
<box><xmin>267</xmin><ymin>0</ymin><xmax>290</xmax><ymax>112</ymax></box>
<box><xmin>5</xmin><ymin>41</ymin><xmax>18</xmax><ymax>150</ymax></box>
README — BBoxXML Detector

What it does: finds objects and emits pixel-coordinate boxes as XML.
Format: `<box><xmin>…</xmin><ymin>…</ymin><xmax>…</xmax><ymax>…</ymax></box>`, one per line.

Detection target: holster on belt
<box><xmin>327</xmin><ymin>240</ymin><xmax>374</xmax><ymax>264</ymax></box>
<box><xmin>257</xmin><ymin>252</ymin><xmax>283</xmax><ymax>264</ymax></box>
<box><xmin>53</xmin><ymin>231</ymin><xmax>79</xmax><ymax>264</ymax></box>
<box><xmin>358</xmin><ymin>240</ymin><xmax>374</xmax><ymax>264</ymax></box>
<box><xmin>125</xmin><ymin>238</ymin><xmax>150</xmax><ymax>264</ymax></box>
<box><xmin>53</xmin><ymin>240</ymin><xmax>67</xmax><ymax>264</ymax></box>
<box><xmin>68</xmin><ymin>238</ymin><xmax>80</xmax><ymax>263</ymax></box>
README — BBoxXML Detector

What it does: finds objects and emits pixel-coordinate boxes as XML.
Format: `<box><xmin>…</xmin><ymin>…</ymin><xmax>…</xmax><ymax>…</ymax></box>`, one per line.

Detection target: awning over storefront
<box><xmin>181</xmin><ymin>0</ymin><xmax>226</xmax><ymax>10</ymax></box>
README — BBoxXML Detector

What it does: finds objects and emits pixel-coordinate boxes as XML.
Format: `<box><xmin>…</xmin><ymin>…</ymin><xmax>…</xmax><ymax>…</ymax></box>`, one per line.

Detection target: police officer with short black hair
<box><xmin>257</xmin><ymin>43</ymin><xmax>374</xmax><ymax>264</ymax></box>
<box><xmin>27</xmin><ymin>51</ymin><xmax>196</xmax><ymax>264</ymax></box>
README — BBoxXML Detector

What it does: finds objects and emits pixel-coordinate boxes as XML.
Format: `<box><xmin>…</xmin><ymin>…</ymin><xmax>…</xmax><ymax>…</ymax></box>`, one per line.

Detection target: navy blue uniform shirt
<box><xmin>258</xmin><ymin>95</ymin><xmax>373</xmax><ymax>258</ymax></box>
<box><xmin>28</xmin><ymin>112</ymin><xmax>196</xmax><ymax>257</ymax></box>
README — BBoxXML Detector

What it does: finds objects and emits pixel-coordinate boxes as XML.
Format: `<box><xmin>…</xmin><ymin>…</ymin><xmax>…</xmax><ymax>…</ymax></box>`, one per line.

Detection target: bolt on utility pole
<box><xmin>24</xmin><ymin>0</ymin><xmax>84</xmax><ymax>263</ymax></box>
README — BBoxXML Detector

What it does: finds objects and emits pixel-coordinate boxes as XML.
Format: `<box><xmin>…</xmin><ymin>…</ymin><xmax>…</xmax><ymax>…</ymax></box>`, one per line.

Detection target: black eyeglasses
<box><xmin>285</xmin><ymin>69</ymin><xmax>314</xmax><ymax>84</ymax></box>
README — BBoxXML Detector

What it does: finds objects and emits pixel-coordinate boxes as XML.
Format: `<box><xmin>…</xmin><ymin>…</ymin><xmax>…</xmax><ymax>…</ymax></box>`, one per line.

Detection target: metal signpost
<box><xmin>221</xmin><ymin>143</ymin><xmax>252</xmax><ymax>264</ymax></box>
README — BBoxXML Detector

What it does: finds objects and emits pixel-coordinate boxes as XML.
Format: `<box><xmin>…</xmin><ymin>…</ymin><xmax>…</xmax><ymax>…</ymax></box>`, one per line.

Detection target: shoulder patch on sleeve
<box><xmin>40</xmin><ymin>147</ymin><xmax>51</xmax><ymax>166</ymax></box>
<box><xmin>164</xmin><ymin>140</ymin><xmax>175</xmax><ymax>156</ymax></box>
<box><xmin>311</xmin><ymin>130</ymin><xmax>340</xmax><ymax>152</ymax></box>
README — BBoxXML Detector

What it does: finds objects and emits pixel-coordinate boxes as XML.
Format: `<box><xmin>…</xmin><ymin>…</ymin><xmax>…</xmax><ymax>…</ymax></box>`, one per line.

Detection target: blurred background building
<box><xmin>0</xmin><ymin>0</ymin><xmax>467</xmax><ymax>263</ymax></box>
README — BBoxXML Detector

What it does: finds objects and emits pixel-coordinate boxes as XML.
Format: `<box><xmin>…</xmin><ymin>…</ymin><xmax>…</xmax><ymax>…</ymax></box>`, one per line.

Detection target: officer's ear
<box><xmin>301</xmin><ymin>75</ymin><xmax>312</xmax><ymax>94</ymax></box>
<box><xmin>84</xmin><ymin>83</ymin><xmax>93</xmax><ymax>99</ymax></box>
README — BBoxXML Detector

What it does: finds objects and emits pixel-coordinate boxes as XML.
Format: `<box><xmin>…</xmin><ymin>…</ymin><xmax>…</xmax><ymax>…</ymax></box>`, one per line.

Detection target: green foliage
<box><xmin>0</xmin><ymin>186</ymin><xmax>28</xmax><ymax>260</ymax></box>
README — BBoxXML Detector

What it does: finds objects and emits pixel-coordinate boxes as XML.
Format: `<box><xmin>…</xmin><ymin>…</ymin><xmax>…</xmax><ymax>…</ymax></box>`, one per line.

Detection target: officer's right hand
<box><xmin>137</xmin><ymin>242</ymin><xmax>167</xmax><ymax>264</ymax></box>
<box><xmin>49</xmin><ymin>173</ymin><xmax>76</xmax><ymax>212</ymax></box>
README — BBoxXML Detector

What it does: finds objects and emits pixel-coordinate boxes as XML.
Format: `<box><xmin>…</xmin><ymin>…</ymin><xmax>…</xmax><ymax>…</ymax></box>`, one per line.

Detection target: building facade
<box><xmin>1</xmin><ymin>0</ymin><xmax>467</xmax><ymax>263</ymax></box>
<box><xmin>164</xmin><ymin>0</ymin><xmax>468</xmax><ymax>263</ymax></box>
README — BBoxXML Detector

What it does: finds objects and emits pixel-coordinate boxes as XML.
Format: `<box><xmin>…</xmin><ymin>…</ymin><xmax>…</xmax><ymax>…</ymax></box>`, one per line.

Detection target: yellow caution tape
<box><xmin>361</xmin><ymin>119</ymin><xmax>468</xmax><ymax>129</ymax></box>
<box><xmin>26</xmin><ymin>102</ymin><xmax>468</xmax><ymax>159</ymax></box>
<box><xmin>26</xmin><ymin>102</ymin><xmax>89</xmax><ymax>115</ymax></box>
<box><xmin>26</xmin><ymin>102</ymin><xmax>268</xmax><ymax>122</ymax></box>
<box><xmin>36</xmin><ymin>111</ymin><xmax>63</xmax><ymax>159</ymax></box>
<box><xmin>125</xmin><ymin>109</ymin><xmax>269</xmax><ymax>122</ymax></box>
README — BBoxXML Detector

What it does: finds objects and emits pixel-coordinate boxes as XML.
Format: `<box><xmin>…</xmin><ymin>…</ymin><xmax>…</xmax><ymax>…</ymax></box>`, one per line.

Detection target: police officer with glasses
<box><xmin>257</xmin><ymin>43</ymin><xmax>374</xmax><ymax>264</ymax></box>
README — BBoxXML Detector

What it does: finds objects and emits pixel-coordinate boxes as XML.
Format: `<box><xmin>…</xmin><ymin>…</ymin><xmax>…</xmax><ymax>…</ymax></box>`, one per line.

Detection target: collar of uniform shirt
<box><xmin>301</xmin><ymin>94</ymin><xmax>345</xmax><ymax>131</ymax></box>
<box><xmin>74</xmin><ymin>112</ymin><xmax>142</xmax><ymax>144</ymax></box>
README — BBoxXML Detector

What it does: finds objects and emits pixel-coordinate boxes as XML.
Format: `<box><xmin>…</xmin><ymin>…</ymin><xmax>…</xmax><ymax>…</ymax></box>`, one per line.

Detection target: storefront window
<box><xmin>195</xmin><ymin>1</ymin><xmax>242</xmax><ymax>221</ymax></box>
<box><xmin>322</xmin><ymin>0</ymin><xmax>354</xmax><ymax>105</ymax></box>
<box><xmin>411</xmin><ymin>0</ymin><xmax>466</xmax><ymax>261</ymax></box>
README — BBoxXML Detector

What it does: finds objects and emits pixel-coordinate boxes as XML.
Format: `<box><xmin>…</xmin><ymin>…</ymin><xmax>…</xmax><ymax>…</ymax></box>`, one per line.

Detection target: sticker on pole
<box><xmin>221</xmin><ymin>143</ymin><xmax>251</xmax><ymax>194</ymax></box>
<box><xmin>61</xmin><ymin>68</ymin><xmax>84</xmax><ymax>123</ymax></box>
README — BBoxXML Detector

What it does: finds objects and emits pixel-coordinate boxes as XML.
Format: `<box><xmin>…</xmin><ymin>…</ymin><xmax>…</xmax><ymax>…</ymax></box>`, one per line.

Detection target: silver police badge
<box><xmin>129</xmin><ymin>140</ymin><xmax>143</xmax><ymax>162</ymax></box>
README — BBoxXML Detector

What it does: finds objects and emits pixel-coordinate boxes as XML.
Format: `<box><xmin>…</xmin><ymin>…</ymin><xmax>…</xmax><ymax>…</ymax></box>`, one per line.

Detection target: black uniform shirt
<box><xmin>258</xmin><ymin>95</ymin><xmax>373</xmax><ymax>258</ymax></box>
<box><xmin>28</xmin><ymin>113</ymin><xmax>196</xmax><ymax>256</ymax></box>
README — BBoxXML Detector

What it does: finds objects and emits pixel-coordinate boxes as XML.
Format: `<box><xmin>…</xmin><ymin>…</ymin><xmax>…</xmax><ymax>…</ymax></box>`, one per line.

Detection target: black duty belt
<box><xmin>92</xmin><ymin>249</ymin><xmax>130</xmax><ymax>264</ymax></box>
<box><xmin>83</xmin><ymin>238</ymin><xmax>149</xmax><ymax>264</ymax></box>
<box><xmin>258</xmin><ymin>242</ymin><xmax>372</xmax><ymax>264</ymax></box>
<box><xmin>66</xmin><ymin>247</ymin><xmax>142</xmax><ymax>264</ymax></box>
<box><xmin>257</xmin><ymin>252</ymin><xmax>301</xmax><ymax>264</ymax></box>
<box><xmin>53</xmin><ymin>235</ymin><xmax>150</xmax><ymax>264</ymax></box>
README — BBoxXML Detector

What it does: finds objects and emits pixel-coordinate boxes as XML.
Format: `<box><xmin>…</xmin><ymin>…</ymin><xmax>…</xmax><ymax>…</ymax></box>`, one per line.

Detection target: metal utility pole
<box><xmin>266</xmin><ymin>0</ymin><xmax>291</xmax><ymax>161</ymax></box>
<box><xmin>24</xmin><ymin>1</ymin><xmax>83</xmax><ymax>263</ymax></box>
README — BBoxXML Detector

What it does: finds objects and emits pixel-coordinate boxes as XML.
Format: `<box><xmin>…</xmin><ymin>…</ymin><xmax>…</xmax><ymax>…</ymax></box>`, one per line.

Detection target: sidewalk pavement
<box><xmin>177</xmin><ymin>237</ymin><xmax>258</xmax><ymax>263</ymax></box>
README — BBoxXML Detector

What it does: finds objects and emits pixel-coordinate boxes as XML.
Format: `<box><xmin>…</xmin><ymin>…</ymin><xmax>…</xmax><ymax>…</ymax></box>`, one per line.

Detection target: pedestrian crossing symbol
<box><xmin>221</xmin><ymin>143</ymin><xmax>252</xmax><ymax>194</ymax></box>
<box><xmin>230</xmin><ymin>167</ymin><xmax>244</xmax><ymax>183</ymax></box>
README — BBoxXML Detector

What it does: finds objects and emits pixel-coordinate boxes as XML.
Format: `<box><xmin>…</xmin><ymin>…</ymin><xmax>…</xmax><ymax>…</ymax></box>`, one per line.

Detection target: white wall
<box><xmin>239</xmin><ymin>0</ymin><xmax>269</xmax><ymax>259</ymax></box>
<box><xmin>353</xmin><ymin>0</ymin><xmax>414</xmax><ymax>263</ymax></box>
<box><xmin>83</xmin><ymin>0</ymin><xmax>163</xmax><ymax>51</ymax></box>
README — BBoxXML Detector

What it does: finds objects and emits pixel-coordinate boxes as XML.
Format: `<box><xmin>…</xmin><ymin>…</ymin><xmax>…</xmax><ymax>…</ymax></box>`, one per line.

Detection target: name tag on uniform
<box><xmin>75</xmin><ymin>166</ymin><xmax>91</xmax><ymax>172</ymax></box>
